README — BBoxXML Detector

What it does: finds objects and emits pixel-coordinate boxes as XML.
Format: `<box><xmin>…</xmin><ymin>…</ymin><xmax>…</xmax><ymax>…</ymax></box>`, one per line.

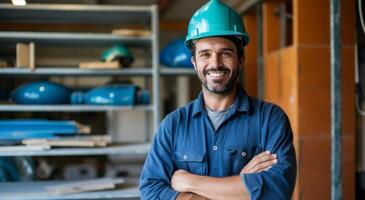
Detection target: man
<box><xmin>139</xmin><ymin>0</ymin><xmax>297</xmax><ymax>199</ymax></box>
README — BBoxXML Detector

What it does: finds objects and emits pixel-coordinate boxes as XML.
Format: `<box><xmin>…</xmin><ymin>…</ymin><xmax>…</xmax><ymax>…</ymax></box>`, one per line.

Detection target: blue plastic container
<box><xmin>160</xmin><ymin>38</ymin><xmax>194</xmax><ymax>68</ymax></box>
<box><xmin>10</xmin><ymin>81</ymin><xmax>71</xmax><ymax>104</ymax></box>
<box><xmin>136</xmin><ymin>89</ymin><xmax>150</xmax><ymax>105</ymax></box>
<box><xmin>0</xmin><ymin>119</ymin><xmax>80</xmax><ymax>140</ymax></box>
<box><xmin>71</xmin><ymin>84</ymin><xmax>138</xmax><ymax>106</ymax></box>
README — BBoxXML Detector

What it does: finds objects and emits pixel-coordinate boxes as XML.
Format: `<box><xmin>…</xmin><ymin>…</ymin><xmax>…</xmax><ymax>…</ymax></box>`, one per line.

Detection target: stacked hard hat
<box><xmin>101</xmin><ymin>44</ymin><xmax>134</xmax><ymax>68</ymax></box>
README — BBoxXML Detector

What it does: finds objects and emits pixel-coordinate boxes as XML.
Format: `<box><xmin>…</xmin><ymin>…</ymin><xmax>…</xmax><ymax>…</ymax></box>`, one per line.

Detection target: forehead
<box><xmin>194</xmin><ymin>37</ymin><xmax>237</xmax><ymax>51</ymax></box>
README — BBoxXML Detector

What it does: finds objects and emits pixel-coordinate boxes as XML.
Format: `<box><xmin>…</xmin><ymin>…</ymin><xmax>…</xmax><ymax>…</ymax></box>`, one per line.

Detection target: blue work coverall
<box><xmin>140</xmin><ymin>85</ymin><xmax>297</xmax><ymax>199</ymax></box>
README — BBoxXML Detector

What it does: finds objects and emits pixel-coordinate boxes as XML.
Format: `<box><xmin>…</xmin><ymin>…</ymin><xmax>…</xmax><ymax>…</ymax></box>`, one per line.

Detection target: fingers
<box><xmin>241</xmin><ymin>151</ymin><xmax>278</xmax><ymax>174</ymax></box>
<box><xmin>258</xmin><ymin>165</ymin><xmax>273</xmax><ymax>173</ymax></box>
<box><xmin>251</xmin><ymin>151</ymin><xmax>277</xmax><ymax>171</ymax></box>
<box><xmin>253</xmin><ymin>155</ymin><xmax>277</xmax><ymax>172</ymax></box>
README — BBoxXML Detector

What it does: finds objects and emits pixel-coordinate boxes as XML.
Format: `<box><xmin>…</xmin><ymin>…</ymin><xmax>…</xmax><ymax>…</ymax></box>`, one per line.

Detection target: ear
<box><xmin>238</xmin><ymin>54</ymin><xmax>245</xmax><ymax>71</ymax></box>
<box><xmin>240</xmin><ymin>52</ymin><xmax>245</xmax><ymax>64</ymax></box>
<box><xmin>191</xmin><ymin>56</ymin><xmax>197</xmax><ymax>70</ymax></box>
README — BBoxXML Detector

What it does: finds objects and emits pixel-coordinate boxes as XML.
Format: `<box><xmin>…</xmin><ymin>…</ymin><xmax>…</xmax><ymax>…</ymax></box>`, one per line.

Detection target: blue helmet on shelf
<box><xmin>101</xmin><ymin>44</ymin><xmax>134</xmax><ymax>67</ymax></box>
<box><xmin>160</xmin><ymin>38</ymin><xmax>194</xmax><ymax>68</ymax></box>
<box><xmin>10</xmin><ymin>81</ymin><xmax>71</xmax><ymax>105</ymax></box>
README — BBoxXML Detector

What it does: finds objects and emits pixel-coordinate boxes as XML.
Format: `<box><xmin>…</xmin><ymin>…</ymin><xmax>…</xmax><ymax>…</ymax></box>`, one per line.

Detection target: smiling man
<box><xmin>139</xmin><ymin>1</ymin><xmax>297</xmax><ymax>199</ymax></box>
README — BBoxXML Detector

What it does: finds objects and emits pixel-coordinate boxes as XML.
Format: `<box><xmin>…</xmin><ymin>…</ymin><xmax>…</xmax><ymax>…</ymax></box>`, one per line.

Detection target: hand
<box><xmin>240</xmin><ymin>151</ymin><xmax>277</xmax><ymax>174</ymax></box>
<box><xmin>171</xmin><ymin>169</ymin><xmax>192</xmax><ymax>192</ymax></box>
<box><xmin>176</xmin><ymin>192</ymin><xmax>209</xmax><ymax>200</ymax></box>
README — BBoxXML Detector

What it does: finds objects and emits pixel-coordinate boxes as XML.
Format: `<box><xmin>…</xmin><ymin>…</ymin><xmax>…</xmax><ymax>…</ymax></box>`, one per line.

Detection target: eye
<box><xmin>221</xmin><ymin>51</ymin><xmax>233</xmax><ymax>57</ymax></box>
<box><xmin>199</xmin><ymin>52</ymin><xmax>210</xmax><ymax>58</ymax></box>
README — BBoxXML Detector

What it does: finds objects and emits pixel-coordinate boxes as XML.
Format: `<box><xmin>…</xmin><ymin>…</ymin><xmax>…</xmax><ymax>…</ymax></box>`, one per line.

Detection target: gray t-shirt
<box><xmin>205</xmin><ymin>105</ymin><xmax>234</xmax><ymax>131</ymax></box>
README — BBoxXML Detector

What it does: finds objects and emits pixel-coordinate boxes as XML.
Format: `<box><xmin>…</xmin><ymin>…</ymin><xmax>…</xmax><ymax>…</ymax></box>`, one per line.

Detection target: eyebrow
<box><xmin>197</xmin><ymin>48</ymin><xmax>234</xmax><ymax>54</ymax></box>
<box><xmin>197</xmin><ymin>49</ymin><xmax>211</xmax><ymax>54</ymax></box>
<box><xmin>220</xmin><ymin>48</ymin><xmax>234</xmax><ymax>52</ymax></box>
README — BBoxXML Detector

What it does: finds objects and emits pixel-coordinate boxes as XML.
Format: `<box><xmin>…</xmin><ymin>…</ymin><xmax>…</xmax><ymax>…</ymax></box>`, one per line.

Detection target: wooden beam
<box><xmin>158</xmin><ymin>0</ymin><xmax>173</xmax><ymax>17</ymax></box>
<box><xmin>160</xmin><ymin>21</ymin><xmax>188</xmax><ymax>31</ymax></box>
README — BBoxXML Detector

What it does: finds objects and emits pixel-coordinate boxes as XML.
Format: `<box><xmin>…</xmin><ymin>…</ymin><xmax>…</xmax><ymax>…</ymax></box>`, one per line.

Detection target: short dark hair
<box><xmin>190</xmin><ymin>36</ymin><xmax>244</xmax><ymax>59</ymax></box>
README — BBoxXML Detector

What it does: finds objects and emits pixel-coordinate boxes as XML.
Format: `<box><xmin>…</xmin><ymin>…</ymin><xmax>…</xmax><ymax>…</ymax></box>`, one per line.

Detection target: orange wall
<box><xmin>264</xmin><ymin>46</ymin><xmax>298</xmax><ymax>135</ymax></box>
<box><xmin>244</xmin><ymin>0</ymin><xmax>356</xmax><ymax>199</ymax></box>
<box><xmin>263</xmin><ymin>2</ymin><xmax>281</xmax><ymax>53</ymax></box>
<box><xmin>244</xmin><ymin>13</ymin><xmax>258</xmax><ymax>97</ymax></box>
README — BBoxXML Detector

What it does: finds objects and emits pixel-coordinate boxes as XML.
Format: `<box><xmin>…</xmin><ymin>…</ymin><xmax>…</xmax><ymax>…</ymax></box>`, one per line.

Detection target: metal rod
<box><xmin>256</xmin><ymin>3</ymin><xmax>264</xmax><ymax>100</ymax></box>
<box><xmin>237</xmin><ymin>0</ymin><xmax>261</xmax><ymax>14</ymax></box>
<box><xmin>151</xmin><ymin>5</ymin><xmax>160</xmax><ymax>141</ymax></box>
<box><xmin>355</xmin><ymin>44</ymin><xmax>365</xmax><ymax>116</ymax></box>
<box><xmin>279</xmin><ymin>3</ymin><xmax>287</xmax><ymax>48</ymax></box>
<box><xmin>144</xmin><ymin>21</ymin><xmax>151</xmax><ymax>143</ymax></box>
<box><xmin>330</xmin><ymin>0</ymin><xmax>342</xmax><ymax>199</ymax></box>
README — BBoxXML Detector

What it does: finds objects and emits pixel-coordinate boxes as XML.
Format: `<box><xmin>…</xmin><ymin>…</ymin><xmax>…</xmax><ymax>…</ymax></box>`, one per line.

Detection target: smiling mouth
<box><xmin>205</xmin><ymin>70</ymin><xmax>230</xmax><ymax>77</ymax></box>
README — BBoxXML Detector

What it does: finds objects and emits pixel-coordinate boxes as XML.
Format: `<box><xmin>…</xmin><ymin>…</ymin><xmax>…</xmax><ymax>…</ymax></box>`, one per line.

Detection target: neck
<box><xmin>202</xmin><ymin>84</ymin><xmax>238</xmax><ymax>111</ymax></box>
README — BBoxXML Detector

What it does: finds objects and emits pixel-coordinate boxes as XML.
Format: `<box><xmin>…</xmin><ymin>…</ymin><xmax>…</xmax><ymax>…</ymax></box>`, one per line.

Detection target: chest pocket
<box><xmin>173</xmin><ymin>150</ymin><xmax>206</xmax><ymax>175</ymax></box>
<box><xmin>224</xmin><ymin>147</ymin><xmax>251</xmax><ymax>175</ymax></box>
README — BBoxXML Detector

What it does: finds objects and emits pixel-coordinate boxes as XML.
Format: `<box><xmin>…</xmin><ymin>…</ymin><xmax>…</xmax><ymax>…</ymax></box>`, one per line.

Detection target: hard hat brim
<box><xmin>185</xmin><ymin>31</ymin><xmax>249</xmax><ymax>49</ymax></box>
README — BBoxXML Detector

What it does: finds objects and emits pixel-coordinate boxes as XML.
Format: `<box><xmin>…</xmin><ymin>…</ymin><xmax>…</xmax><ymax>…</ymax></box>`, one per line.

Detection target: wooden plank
<box><xmin>23</xmin><ymin>135</ymin><xmax>111</xmax><ymax>147</ymax></box>
<box><xmin>29</xmin><ymin>42</ymin><xmax>35</xmax><ymax>69</ymax></box>
<box><xmin>0</xmin><ymin>60</ymin><xmax>8</xmax><ymax>67</ymax></box>
<box><xmin>15</xmin><ymin>42</ymin><xmax>35</xmax><ymax>69</ymax></box>
<box><xmin>45</xmin><ymin>178</ymin><xmax>125</xmax><ymax>195</ymax></box>
<box><xmin>0</xmin><ymin>181</ymin><xmax>139</xmax><ymax>200</ymax></box>
<box><xmin>75</xmin><ymin>122</ymin><xmax>91</xmax><ymax>134</ymax></box>
<box><xmin>23</xmin><ymin>139</ymin><xmax>96</xmax><ymax>147</ymax></box>
<box><xmin>111</xmin><ymin>29</ymin><xmax>151</xmax><ymax>37</ymax></box>
<box><xmin>0</xmin><ymin>143</ymin><xmax>150</xmax><ymax>157</ymax></box>
<box><xmin>78</xmin><ymin>61</ymin><xmax>120</xmax><ymax>69</ymax></box>
<box><xmin>16</xmin><ymin>43</ymin><xmax>29</xmax><ymax>68</ymax></box>
<box><xmin>0</xmin><ymin>145</ymin><xmax>50</xmax><ymax>152</ymax></box>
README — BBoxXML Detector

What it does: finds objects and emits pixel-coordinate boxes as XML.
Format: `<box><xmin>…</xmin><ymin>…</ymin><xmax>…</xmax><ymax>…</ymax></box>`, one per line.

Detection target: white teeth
<box><xmin>207</xmin><ymin>71</ymin><xmax>225</xmax><ymax>77</ymax></box>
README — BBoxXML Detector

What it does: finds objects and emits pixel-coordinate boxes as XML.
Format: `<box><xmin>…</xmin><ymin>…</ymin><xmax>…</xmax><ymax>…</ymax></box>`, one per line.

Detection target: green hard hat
<box><xmin>185</xmin><ymin>0</ymin><xmax>250</xmax><ymax>49</ymax></box>
<box><xmin>101</xmin><ymin>44</ymin><xmax>134</xmax><ymax>67</ymax></box>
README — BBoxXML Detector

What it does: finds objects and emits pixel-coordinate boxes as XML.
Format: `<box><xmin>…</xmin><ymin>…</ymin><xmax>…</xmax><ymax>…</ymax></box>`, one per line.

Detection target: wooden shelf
<box><xmin>0</xmin><ymin>180</ymin><xmax>139</xmax><ymax>200</ymax></box>
<box><xmin>0</xmin><ymin>143</ymin><xmax>150</xmax><ymax>157</ymax></box>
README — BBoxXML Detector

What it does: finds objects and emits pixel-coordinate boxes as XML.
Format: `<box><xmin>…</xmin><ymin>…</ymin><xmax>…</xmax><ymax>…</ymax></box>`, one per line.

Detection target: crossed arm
<box><xmin>173</xmin><ymin>151</ymin><xmax>278</xmax><ymax>200</ymax></box>
<box><xmin>140</xmin><ymin>106</ymin><xmax>296</xmax><ymax>200</ymax></box>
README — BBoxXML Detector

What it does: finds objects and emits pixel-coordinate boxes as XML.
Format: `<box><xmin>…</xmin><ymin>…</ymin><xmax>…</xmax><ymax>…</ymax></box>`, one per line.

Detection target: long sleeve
<box><xmin>139</xmin><ymin>115</ymin><xmax>179</xmax><ymax>200</ymax></box>
<box><xmin>242</xmin><ymin>105</ymin><xmax>297</xmax><ymax>200</ymax></box>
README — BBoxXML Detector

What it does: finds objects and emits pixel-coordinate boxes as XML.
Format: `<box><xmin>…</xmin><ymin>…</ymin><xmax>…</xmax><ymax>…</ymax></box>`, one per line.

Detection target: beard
<box><xmin>197</xmin><ymin>65</ymin><xmax>239</xmax><ymax>95</ymax></box>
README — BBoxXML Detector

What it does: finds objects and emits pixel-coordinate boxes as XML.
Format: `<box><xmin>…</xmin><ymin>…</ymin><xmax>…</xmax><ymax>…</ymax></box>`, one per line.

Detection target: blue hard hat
<box><xmin>160</xmin><ymin>38</ymin><xmax>194</xmax><ymax>68</ymax></box>
<box><xmin>101</xmin><ymin>44</ymin><xmax>134</xmax><ymax>67</ymax></box>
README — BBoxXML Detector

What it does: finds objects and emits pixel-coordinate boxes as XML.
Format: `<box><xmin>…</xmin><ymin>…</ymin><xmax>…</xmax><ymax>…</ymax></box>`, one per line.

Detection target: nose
<box><xmin>210</xmin><ymin>53</ymin><xmax>222</xmax><ymax>67</ymax></box>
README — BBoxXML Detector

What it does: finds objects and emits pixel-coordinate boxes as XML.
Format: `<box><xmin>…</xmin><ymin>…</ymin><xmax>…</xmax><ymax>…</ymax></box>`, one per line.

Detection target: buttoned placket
<box><xmin>209</xmin><ymin>116</ymin><xmax>231</xmax><ymax>177</ymax></box>
<box><xmin>195</xmin><ymin>87</ymin><xmax>248</xmax><ymax>177</ymax></box>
